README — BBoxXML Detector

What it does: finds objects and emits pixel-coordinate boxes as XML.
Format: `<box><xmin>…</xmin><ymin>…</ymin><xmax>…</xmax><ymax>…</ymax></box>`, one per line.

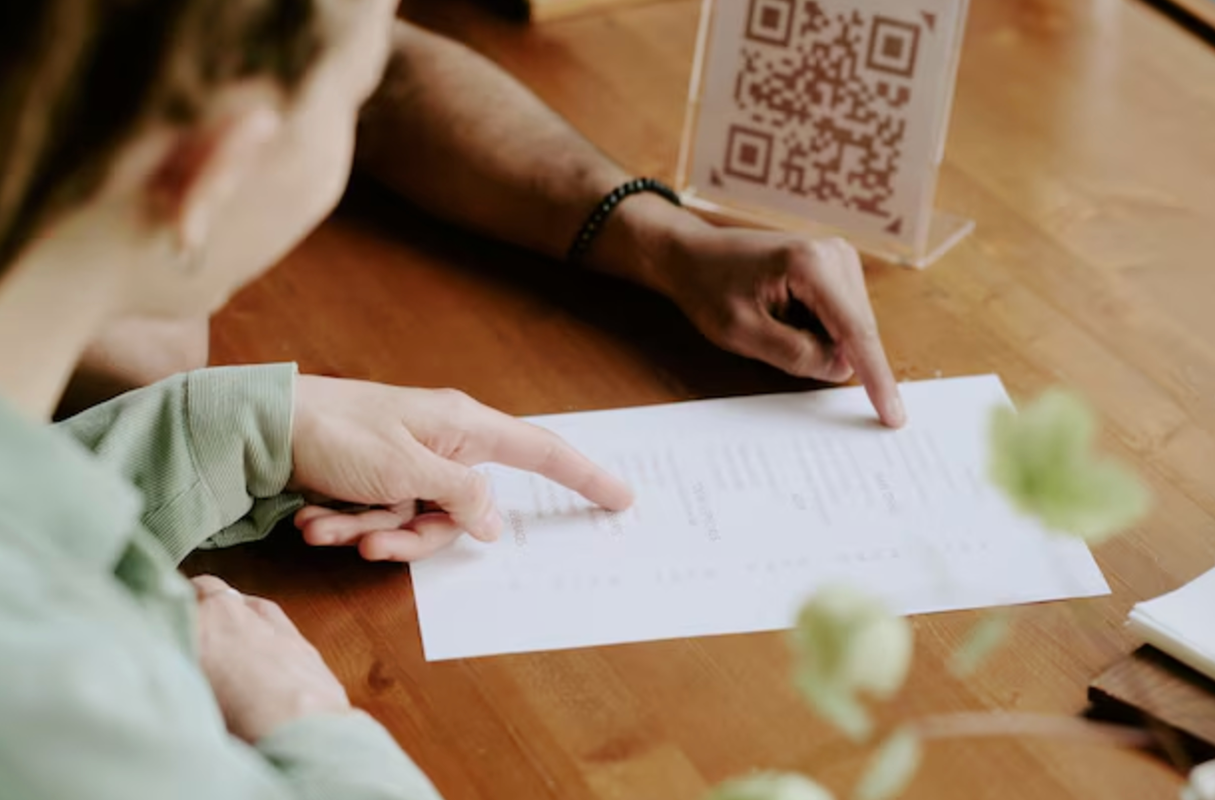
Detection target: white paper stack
<box><xmin>1129</xmin><ymin>567</ymin><xmax>1215</xmax><ymax>681</ymax></box>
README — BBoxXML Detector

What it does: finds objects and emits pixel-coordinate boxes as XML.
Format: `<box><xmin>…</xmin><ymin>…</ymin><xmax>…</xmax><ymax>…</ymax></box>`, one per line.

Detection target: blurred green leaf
<box><xmin>792</xmin><ymin>585</ymin><xmax>913</xmax><ymax>742</ymax></box>
<box><xmin>989</xmin><ymin>389</ymin><xmax>1149</xmax><ymax>543</ymax></box>
<box><xmin>854</xmin><ymin>728</ymin><xmax>922</xmax><ymax>800</ymax></box>
<box><xmin>794</xmin><ymin>678</ymin><xmax>872</xmax><ymax>742</ymax></box>
<box><xmin>706</xmin><ymin>772</ymin><xmax>835</xmax><ymax>800</ymax></box>
<box><xmin>950</xmin><ymin>608</ymin><xmax>1013</xmax><ymax>677</ymax></box>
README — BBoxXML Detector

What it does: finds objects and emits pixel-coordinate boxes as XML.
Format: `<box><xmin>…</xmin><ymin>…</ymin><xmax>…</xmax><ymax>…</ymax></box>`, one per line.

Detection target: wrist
<box><xmin>286</xmin><ymin>374</ymin><xmax>317</xmax><ymax>494</ymax></box>
<box><xmin>248</xmin><ymin>699</ymin><xmax>356</xmax><ymax>745</ymax></box>
<box><xmin>581</xmin><ymin>190</ymin><xmax>710</xmax><ymax>298</ymax></box>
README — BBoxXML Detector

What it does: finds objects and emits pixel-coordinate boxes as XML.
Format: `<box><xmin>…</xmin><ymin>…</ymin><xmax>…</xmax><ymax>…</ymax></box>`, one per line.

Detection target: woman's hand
<box><xmin>193</xmin><ymin>576</ymin><xmax>352</xmax><ymax>743</ymax></box>
<box><xmin>289</xmin><ymin>376</ymin><xmax>633</xmax><ymax>562</ymax></box>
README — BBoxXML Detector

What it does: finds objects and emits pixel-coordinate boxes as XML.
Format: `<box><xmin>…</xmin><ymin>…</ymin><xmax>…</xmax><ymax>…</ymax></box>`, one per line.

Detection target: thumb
<box><xmin>409</xmin><ymin>445</ymin><xmax>501</xmax><ymax>543</ymax></box>
<box><xmin>734</xmin><ymin>312</ymin><xmax>854</xmax><ymax>383</ymax></box>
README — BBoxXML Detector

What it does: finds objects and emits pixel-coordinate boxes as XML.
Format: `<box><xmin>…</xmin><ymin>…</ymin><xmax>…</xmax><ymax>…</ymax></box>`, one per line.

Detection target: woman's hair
<box><xmin>0</xmin><ymin>0</ymin><xmax>326</xmax><ymax>271</ymax></box>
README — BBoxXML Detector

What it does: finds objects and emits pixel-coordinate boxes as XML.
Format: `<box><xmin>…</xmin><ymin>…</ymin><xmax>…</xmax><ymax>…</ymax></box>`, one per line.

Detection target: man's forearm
<box><xmin>354</xmin><ymin>22</ymin><xmax>904</xmax><ymax>426</ymax></box>
<box><xmin>355</xmin><ymin>20</ymin><xmax>704</xmax><ymax>294</ymax></box>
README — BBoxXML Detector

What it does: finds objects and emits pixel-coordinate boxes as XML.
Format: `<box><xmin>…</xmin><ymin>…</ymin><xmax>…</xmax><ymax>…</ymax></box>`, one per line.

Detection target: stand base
<box><xmin>680</xmin><ymin>190</ymin><xmax>974</xmax><ymax>269</ymax></box>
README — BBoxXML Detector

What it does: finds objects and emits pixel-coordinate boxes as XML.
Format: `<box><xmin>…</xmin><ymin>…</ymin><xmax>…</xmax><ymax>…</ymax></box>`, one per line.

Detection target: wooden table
<box><xmin>187</xmin><ymin>1</ymin><xmax>1215</xmax><ymax>797</ymax></box>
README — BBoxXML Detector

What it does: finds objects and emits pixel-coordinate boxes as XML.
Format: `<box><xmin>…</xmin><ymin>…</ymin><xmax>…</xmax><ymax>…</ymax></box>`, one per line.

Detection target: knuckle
<box><xmin>780</xmin><ymin>236</ymin><xmax>813</xmax><ymax>258</ymax></box>
<box><xmin>809</xmin><ymin>237</ymin><xmax>857</xmax><ymax>267</ymax></box>
<box><xmin>259</xmin><ymin>602</ymin><xmax>292</xmax><ymax>626</ymax></box>
<box><xmin>434</xmin><ymin>387</ymin><xmax>475</xmax><ymax>417</ymax></box>
<box><xmin>849</xmin><ymin>322</ymin><xmax>883</xmax><ymax>351</ymax></box>
<box><xmin>190</xmin><ymin>575</ymin><xmax>229</xmax><ymax>599</ymax></box>
<box><xmin>776</xmin><ymin>238</ymin><xmax>814</xmax><ymax>269</ymax></box>
<box><xmin>435</xmin><ymin>387</ymin><xmax>470</xmax><ymax>404</ymax></box>
<box><xmin>434</xmin><ymin>388</ymin><xmax>485</xmax><ymax>432</ymax></box>
<box><xmin>713</xmin><ymin>301</ymin><xmax>753</xmax><ymax>345</ymax></box>
<box><xmin>531</xmin><ymin>428</ymin><xmax>565</xmax><ymax>472</ymax></box>
<box><xmin>455</xmin><ymin>468</ymin><xmax>489</xmax><ymax>504</ymax></box>
<box><xmin>250</xmin><ymin>596</ymin><xmax>283</xmax><ymax>614</ymax></box>
<box><xmin>782</xmin><ymin>239</ymin><xmax>845</xmax><ymax>286</ymax></box>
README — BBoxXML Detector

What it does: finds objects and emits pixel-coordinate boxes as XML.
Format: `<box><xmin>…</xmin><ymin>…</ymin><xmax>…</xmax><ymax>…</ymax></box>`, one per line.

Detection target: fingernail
<box><xmin>888</xmin><ymin>396</ymin><xmax>907</xmax><ymax>427</ymax></box>
<box><xmin>308</xmin><ymin>529</ymin><xmax>337</xmax><ymax>546</ymax></box>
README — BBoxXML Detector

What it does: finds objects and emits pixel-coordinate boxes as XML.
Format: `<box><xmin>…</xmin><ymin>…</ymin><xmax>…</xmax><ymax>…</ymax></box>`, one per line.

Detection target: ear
<box><xmin>145</xmin><ymin>101</ymin><xmax>282</xmax><ymax>251</ymax></box>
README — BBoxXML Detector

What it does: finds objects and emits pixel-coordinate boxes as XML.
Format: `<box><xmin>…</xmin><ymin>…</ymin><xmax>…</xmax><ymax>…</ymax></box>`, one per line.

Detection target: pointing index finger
<box><xmin>842</xmin><ymin>330</ymin><xmax>905</xmax><ymax>428</ymax></box>
<box><xmin>794</xmin><ymin>240</ymin><xmax>905</xmax><ymax>428</ymax></box>
<box><xmin>462</xmin><ymin>409</ymin><xmax>635</xmax><ymax>510</ymax></box>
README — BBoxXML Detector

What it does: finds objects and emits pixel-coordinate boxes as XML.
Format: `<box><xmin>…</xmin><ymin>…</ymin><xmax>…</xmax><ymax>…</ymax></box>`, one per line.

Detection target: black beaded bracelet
<box><xmin>566</xmin><ymin>177</ymin><xmax>683</xmax><ymax>264</ymax></box>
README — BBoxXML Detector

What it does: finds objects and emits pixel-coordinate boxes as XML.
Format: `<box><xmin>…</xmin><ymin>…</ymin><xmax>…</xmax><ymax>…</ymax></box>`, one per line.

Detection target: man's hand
<box><xmin>593</xmin><ymin>196</ymin><xmax>905</xmax><ymax>428</ymax></box>
<box><xmin>289</xmin><ymin>376</ymin><xmax>634</xmax><ymax>562</ymax></box>
<box><xmin>193</xmin><ymin>576</ymin><xmax>352</xmax><ymax>743</ymax></box>
<box><xmin>660</xmin><ymin>225</ymin><xmax>906</xmax><ymax>428</ymax></box>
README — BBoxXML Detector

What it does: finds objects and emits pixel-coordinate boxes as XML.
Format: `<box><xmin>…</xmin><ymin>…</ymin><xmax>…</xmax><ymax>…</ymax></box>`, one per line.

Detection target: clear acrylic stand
<box><xmin>676</xmin><ymin>0</ymin><xmax>974</xmax><ymax>268</ymax></box>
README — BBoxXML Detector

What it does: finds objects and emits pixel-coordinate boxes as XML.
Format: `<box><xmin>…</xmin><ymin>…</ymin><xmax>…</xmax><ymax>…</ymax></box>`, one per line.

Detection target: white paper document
<box><xmin>1128</xmin><ymin>567</ymin><xmax>1215</xmax><ymax>681</ymax></box>
<box><xmin>411</xmin><ymin>376</ymin><xmax>1109</xmax><ymax>661</ymax></box>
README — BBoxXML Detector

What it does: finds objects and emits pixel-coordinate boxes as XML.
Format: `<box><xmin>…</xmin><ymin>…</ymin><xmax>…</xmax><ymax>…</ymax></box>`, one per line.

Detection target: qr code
<box><xmin>691</xmin><ymin>0</ymin><xmax>962</xmax><ymax>245</ymax></box>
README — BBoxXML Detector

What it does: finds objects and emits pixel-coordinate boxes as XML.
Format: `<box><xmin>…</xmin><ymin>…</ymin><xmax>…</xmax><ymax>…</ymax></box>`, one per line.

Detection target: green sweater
<box><xmin>0</xmin><ymin>364</ymin><xmax>441</xmax><ymax>799</ymax></box>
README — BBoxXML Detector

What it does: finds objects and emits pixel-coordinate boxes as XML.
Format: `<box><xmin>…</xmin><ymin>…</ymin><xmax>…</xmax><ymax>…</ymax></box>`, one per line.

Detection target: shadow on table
<box><xmin>336</xmin><ymin>176</ymin><xmax>839</xmax><ymax>404</ymax></box>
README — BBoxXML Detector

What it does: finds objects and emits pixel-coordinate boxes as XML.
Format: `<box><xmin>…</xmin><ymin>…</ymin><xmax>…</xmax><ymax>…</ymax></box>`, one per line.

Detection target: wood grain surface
<box><xmin>186</xmin><ymin>1</ymin><xmax>1215</xmax><ymax>796</ymax></box>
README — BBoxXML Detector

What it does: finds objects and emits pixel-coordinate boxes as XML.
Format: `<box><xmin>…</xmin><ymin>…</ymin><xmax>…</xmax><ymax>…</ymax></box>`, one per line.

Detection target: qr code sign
<box><xmin>686</xmin><ymin>0</ymin><xmax>965</xmax><ymax>248</ymax></box>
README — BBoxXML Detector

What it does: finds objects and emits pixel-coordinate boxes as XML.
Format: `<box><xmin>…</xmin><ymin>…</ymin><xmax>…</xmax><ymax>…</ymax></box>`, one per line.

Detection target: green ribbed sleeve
<box><xmin>258</xmin><ymin>713</ymin><xmax>443</xmax><ymax>800</ymax></box>
<box><xmin>56</xmin><ymin>364</ymin><xmax>305</xmax><ymax>564</ymax></box>
<box><xmin>0</xmin><ymin>566</ymin><xmax>444</xmax><ymax>800</ymax></box>
<box><xmin>7</xmin><ymin>364</ymin><xmax>445</xmax><ymax>799</ymax></box>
